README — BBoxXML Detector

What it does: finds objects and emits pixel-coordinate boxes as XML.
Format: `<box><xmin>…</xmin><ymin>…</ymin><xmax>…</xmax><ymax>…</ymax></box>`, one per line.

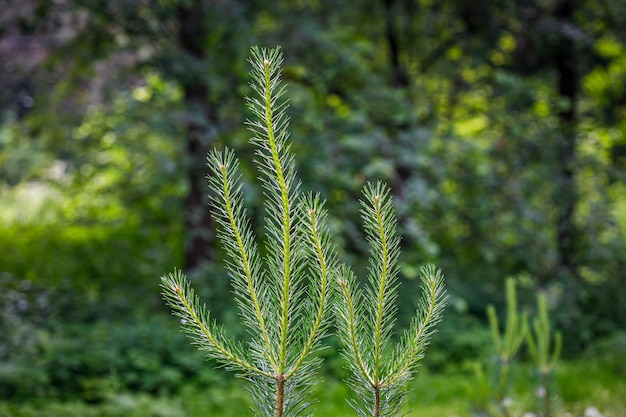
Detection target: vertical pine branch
<box><xmin>206</xmin><ymin>148</ymin><xmax>276</xmax><ymax>367</ymax></box>
<box><xmin>161</xmin><ymin>46</ymin><xmax>333</xmax><ymax>417</ymax></box>
<box><xmin>250</xmin><ymin>49</ymin><xmax>292</xmax><ymax>415</ymax></box>
<box><xmin>336</xmin><ymin>182</ymin><xmax>446</xmax><ymax>417</ymax></box>
<box><xmin>388</xmin><ymin>264</ymin><xmax>446</xmax><ymax>383</ymax></box>
<box><xmin>246</xmin><ymin>47</ymin><xmax>299</xmax><ymax>379</ymax></box>
<box><xmin>526</xmin><ymin>292</ymin><xmax>562</xmax><ymax>417</ymax></box>
<box><xmin>364</xmin><ymin>183</ymin><xmax>400</xmax><ymax>388</ymax></box>
<box><xmin>286</xmin><ymin>194</ymin><xmax>334</xmax><ymax>378</ymax></box>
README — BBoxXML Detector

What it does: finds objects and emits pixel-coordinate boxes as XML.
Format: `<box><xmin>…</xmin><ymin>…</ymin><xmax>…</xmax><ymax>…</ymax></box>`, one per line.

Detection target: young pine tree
<box><xmin>526</xmin><ymin>292</ymin><xmax>561</xmax><ymax>417</ymax></box>
<box><xmin>471</xmin><ymin>278</ymin><xmax>527</xmax><ymax>417</ymax></box>
<box><xmin>487</xmin><ymin>278</ymin><xmax>528</xmax><ymax>407</ymax></box>
<box><xmin>335</xmin><ymin>183</ymin><xmax>447</xmax><ymax>417</ymax></box>
<box><xmin>161</xmin><ymin>46</ymin><xmax>334</xmax><ymax>417</ymax></box>
<box><xmin>161</xmin><ymin>46</ymin><xmax>447</xmax><ymax>417</ymax></box>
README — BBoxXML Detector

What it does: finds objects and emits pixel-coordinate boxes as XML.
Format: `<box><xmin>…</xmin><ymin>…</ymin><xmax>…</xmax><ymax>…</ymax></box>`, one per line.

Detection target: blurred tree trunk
<box><xmin>553</xmin><ymin>0</ymin><xmax>580</xmax><ymax>283</ymax></box>
<box><xmin>381</xmin><ymin>0</ymin><xmax>409</xmax><ymax>87</ymax></box>
<box><xmin>177</xmin><ymin>0</ymin><xmax>216</xmax><ymax>271</ymax></box>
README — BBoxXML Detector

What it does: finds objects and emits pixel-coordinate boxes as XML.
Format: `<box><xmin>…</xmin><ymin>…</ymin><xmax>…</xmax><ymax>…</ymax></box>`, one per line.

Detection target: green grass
<box><xmin>554</xmin><ymin>360</ymin><xmax>626</xmax><ymax>417</ymax></box>
<box><xmin>1</xmin><ymin>359</ymin><xmax>624</xmax><ymax>417</ymax></box>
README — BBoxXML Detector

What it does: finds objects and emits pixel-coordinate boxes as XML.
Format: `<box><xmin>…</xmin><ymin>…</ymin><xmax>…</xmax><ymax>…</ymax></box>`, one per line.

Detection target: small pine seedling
<box><xmin>335</xmin><ymin>182</ymin><xmax>447</xmax><ymax>417</ymax></box>
<box><xmin>161</xmin><ymin>46</ymin><xmax>334</xmax><ymax>417</ymax></box>
<box><xmin>472</xmin><ymin>277</ymin><xmax>527</xmax><ymax>417</ymax></box>
<box><xmin>161</xmin><ymin>45</ymin><xmax>447</xmax><ymax>417</ymax></box>
<box><xmin>526</xmin><ymin>292</ymin><xmax>562</xmax><ymax>417</ymax></box>
<box><xmin>487</xmin><ymin>278</ymin><xmax>528</xmax><ymax>403</ymax></box>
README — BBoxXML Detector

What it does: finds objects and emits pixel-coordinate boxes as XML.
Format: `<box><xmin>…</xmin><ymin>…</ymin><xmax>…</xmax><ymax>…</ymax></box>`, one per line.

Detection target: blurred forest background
<box><xmin>1</xmin><ymin>0</ymin><xmax>625</xmax><ymax>416</ymax></box>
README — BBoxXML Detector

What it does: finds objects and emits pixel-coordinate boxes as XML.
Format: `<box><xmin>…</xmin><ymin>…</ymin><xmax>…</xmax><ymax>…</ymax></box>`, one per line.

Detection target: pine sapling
<box><xmin>526</xmin><ymin>292</ymin><xmax>562</xmax><ymax>417</ymax></box>
<box><xmin>335</xmin><ymin>182</ymin><xmax>447</xmax><ymax>417</ymax></box>
<box><xmin>484</xmin><ymin>278</ymin><xmax>528</xmax><ymax>417</ymax></box>
<box><xmin>161</xmin><ymin>46</ymin><xmax>335</xmax><ymax>417</ymax></box>
<box><xmin>161</xmin><ymin>45</ymin><xmax>447</xmax><ymax>417</ymax></box>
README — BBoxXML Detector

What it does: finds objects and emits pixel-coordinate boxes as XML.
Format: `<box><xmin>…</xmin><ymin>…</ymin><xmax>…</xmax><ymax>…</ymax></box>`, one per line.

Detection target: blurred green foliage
<box><xmin>0</xmin><ymin>312</ymin><xmax>225</xmax><ymax>401</ymax></box>
<box><xmin>1</xmin><ymin>0</ymin><xmax>626</xmax><ymax>412</ymax></box>
<box><xmin>0</xmin><ymin>72</ymin><xmax>186</xmax><ymax>293</ymax></box>
<box><xmin>0</xmin><ymin>359</ymin><xmax>624</xmax><ymax>417</ymax></box>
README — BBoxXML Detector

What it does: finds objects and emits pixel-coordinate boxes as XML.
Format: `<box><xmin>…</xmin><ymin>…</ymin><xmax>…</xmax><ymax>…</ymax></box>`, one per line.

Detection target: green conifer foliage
<box><xmin>161</xmin><ymin>46</ymin><xmax>446</xmax><ymax>417</ymax></box>
<box><xmin>487</xmin><ymin>278</ymin><xmax>528</xmax><ymax>403</ymax></box>
<box><xmin>335</xmin><ymin>183</ymin><xmax>447</xmax><ymax>417</ymax></box>
<box><xmin>161</xmin><ymin>47</ymin><xmax>334</xmax><ymax>417</ymax></box>
<box><xmin>526</xmin><ymin>292</ymin><xmax>562</xmax><ymax>417</ymax></box>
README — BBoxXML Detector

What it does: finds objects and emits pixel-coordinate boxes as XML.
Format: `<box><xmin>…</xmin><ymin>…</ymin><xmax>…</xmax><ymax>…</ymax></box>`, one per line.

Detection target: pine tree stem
<box><xmin>374</xmin><ymin>386</ymin><xmax>380</xmax><ymax>417</ymax></box>
<box><xmin>276</xmin><ymin>375</ymin><xmax>285</xmax><ymax>417</ymax></box>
